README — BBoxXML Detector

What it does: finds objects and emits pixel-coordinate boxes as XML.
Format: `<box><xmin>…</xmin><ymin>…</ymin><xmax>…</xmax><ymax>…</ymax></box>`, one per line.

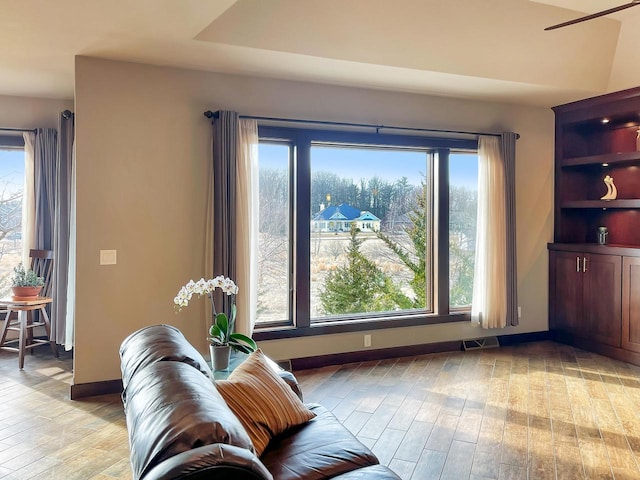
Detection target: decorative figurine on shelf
<box><xmin>600</xmin><ymin>175</ymin><xmax>618</xmax><ymax>200</ymax></box>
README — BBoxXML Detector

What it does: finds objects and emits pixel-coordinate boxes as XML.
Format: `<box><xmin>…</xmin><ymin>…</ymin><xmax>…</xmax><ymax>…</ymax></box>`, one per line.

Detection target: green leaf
<box><xmin>228</xmin><ymin>304</ymin><xmax>237</xmax><ymax>333</ymax></box>
<box><xmin>209</xmin><ymin>324</ymin><xmax>221</xmax><ymax>339</ymax></box>
<box><xmin>230</xmin><ymin>342</ymin><xmax>253</xmax><ymax>354</ymax></box>
<box><xmin>230</xmin><ymin>304</ymin><xmax>237</xmax><ymax>324</ymax></box>
<box><xmin>229</xmin><ymin>333</ymin><xmax>257</xmax><ymax>353</ymax></box>
<box><xmin>215</xmin><ymin>313</ymin><xmax>229</xmax><ymax>333</ymax></box>
<box><xmin>214</xmin><ymin>313</ymin><xmax>229</xmax><ymax>343</ymax></box>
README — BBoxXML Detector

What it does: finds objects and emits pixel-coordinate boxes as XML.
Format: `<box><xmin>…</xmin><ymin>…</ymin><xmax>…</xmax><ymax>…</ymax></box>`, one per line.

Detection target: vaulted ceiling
<box><xmin>2</xmin><ymin>0</ymin><xmax>639</xmax><ymax>106</ymax></box>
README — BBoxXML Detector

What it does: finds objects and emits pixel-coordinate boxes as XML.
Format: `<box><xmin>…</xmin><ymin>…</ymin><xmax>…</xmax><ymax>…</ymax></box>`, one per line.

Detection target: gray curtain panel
<box><xmin>34</xmin><ymin>128</ymin><xmax>57</xmax><ymax>250</ymax></box>
<box><xmin>32</xmin><ymin>128</ymin><xmax>57</xmax><ymax>331</ymax></box>
<box><xmin>212</xmin><ymin>111</ymin><xmax>239</xmax><ymax>318</ymax></box>
<box><xmin>52</xmin><ymin>112</ymin><xmax>74</xmax><ymax>344</ymax></box>
<box><xmin>502</xmin><ymin>132</ymin><xmax>518</xmax><ymax>326</ymax></box>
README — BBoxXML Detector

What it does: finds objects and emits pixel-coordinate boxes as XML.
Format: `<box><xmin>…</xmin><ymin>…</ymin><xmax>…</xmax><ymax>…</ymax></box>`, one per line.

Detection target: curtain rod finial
<box><xmin>204</xmin><ymin>110</ymin><xmax>215</xmax><ymax>119</ymax></box>
<box><xmin>62</xmin><ymin>110</ymin><xmax>73</xmax><ymax>119</ymax></box>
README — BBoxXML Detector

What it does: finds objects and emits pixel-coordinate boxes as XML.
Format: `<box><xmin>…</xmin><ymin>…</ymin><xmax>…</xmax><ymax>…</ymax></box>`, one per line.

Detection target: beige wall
<box><xmin>74</xmin><ymin>56</ymin><xmax>554</xmax><ymax>385</ymax></box>
<box><xmin>0</xmin><ymin>94</ymin><xmax>72</xmax><ymax>130</ymax></box>
<box><xmin>608</xmin><ymin>13</ymin><xmax>640</xmax><ymax>93</ymax></box>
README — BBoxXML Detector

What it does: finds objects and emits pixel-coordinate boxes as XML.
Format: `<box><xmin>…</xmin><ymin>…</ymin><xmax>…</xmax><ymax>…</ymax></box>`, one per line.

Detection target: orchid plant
<box><xmin>174</xmin><ymin>276</ymin><xmax>257</xmax><ymax>354</ymax></box>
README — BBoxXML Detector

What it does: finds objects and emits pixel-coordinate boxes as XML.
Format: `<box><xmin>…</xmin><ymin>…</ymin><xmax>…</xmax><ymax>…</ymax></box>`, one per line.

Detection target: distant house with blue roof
<box><xmin>311</xmin><ymin>203</ymin><xmax>381</xmax><ymax>233</ymax></box>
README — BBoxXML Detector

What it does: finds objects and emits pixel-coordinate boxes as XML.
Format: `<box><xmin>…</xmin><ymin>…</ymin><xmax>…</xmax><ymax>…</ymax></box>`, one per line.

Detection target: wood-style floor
<box><xmin>0</xmin><ymin>348</ymin><xmax>130</xmax><ymax>480</ymax></box>
<box><xmin>2</xmin><ymin>341</ymin><xmax>640</xmax><ymax>479</ymax></box>
<box><xmin>297</xmin><ymin>341</ymin><xmax>640</xmax><ymax>480</ymax></box>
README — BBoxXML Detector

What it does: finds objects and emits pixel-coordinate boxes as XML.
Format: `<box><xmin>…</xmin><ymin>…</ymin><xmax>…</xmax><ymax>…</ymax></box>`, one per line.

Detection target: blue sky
<box><xmin>259</xmin><ymin>143</ymin><xmax>478</xmax><ymax>189</ymax></box>
<box><xmin>1</xmin><ymin>144</ymin><xmax>477</xmax><ymax>197</ymax></box>
<box><xmin>0</xmin><ymin>149</ymin><xmax>25</xmax><ymax>194</ymax></box>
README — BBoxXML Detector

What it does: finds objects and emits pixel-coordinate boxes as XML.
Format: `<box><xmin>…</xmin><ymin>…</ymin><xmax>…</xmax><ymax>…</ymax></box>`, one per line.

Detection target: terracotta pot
<box><xmin>210</xmin><ymin>344</ymin><xmax>231</xmax><ymax>371</ymax></box>
<box><xmin>11</xmin><ymin>285</ymin><xmax>43</xmax><ymax>300</ymax></box>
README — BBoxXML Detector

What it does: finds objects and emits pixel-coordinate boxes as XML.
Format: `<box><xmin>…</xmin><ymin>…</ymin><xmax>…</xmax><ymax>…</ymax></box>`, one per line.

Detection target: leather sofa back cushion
<box><xmin>216</xmin><ymin>350</ymin><xmax>316</xmax><ymax>456</ymax></box>
<box><xmin>119</xmin><ymin>324</ymin><xmax>214</xmax><ymax>393</ymax></box>
<box><xmin>124</xmin><ymin>361</ymin><xmax>254</xmax><ymax>480</ymax></box>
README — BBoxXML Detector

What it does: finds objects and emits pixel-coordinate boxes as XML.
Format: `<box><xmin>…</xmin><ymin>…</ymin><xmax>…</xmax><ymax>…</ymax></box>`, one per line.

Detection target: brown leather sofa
<box><xmin>119</xmin><ymin>325</ymin><xmax>401</xmax><ymax>480</ymax></box>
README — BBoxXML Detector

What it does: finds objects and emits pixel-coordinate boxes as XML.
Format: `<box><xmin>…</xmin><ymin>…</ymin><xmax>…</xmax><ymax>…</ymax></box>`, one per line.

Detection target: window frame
<box><xmin>254</xmin><ymin>125</ymin><xmax>477</xmax><ymax>341</ymax></box>
<box><xmin>0</xmin><ymin>136</ymin><xmax>25</xmax><ymax>149</ymax></box>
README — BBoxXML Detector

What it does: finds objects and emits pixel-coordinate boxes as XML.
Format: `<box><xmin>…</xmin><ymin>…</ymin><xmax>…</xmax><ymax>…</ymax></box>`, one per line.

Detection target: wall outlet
<box><xmin>518</xmin><ymin>306</ymin><xmax>522</xmax><ymax>318</ymax></box>
<box><xmin>100</xmin><ymin>249</ymin><xmax>117</xmax><ymax>265</ymax></box>
<box><xmin>364</xmin><ymin>334</ymin><xmax>372</xmax><ymax>348</ymax></box>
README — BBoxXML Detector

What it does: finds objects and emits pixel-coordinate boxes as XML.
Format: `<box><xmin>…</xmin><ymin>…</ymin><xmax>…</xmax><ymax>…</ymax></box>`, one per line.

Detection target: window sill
<box><xmin>253</xmin><ymin>312</ymin><xmax>470</xmax><ymax>341</ymax></box>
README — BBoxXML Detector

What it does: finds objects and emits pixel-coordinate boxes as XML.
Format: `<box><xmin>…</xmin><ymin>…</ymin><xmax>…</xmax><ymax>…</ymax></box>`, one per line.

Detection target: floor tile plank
<box><xmin>3</xmin><ymin>340</ymin><xmax>640</xmax><ymax>480</ymax></box>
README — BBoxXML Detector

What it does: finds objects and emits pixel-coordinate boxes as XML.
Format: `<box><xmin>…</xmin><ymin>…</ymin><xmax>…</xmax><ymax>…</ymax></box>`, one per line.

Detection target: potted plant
<box><xmin>11</xmin><ymin>263</ymin><xmax>45</xmax><ymax>299</ymax></box>
<box><xmin>174</xmin><ymin>276</ymin><xmax>257</xmax><ymax>370</ymax></box>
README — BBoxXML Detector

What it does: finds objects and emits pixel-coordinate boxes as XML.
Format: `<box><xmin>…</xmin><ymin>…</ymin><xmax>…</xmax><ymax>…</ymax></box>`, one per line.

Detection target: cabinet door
<box><xmin>584</xmin><ymin>253</ymin><xmax>622</xmax><ymax>347</ymax></box>
<box><xmin>550</xmin><ymin>250</ymin><xmax>583</xmax><ymax>335</ymax></box>
<box><xmin>622</xmin><ymin>256</ymin><xmax>640</xmax><ymax>353</ymax></box>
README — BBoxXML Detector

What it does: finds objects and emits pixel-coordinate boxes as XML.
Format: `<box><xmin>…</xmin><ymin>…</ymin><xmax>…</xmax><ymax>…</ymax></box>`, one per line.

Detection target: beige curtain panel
<box><xmin>235</xmin><ymin>119</ymin><xmax>259</xmax><ymax>336</ymax></box>
<box><xmin>471</xmin><ymin>133</ymin><xmax>518</xmax><ymax>329</ymax></box>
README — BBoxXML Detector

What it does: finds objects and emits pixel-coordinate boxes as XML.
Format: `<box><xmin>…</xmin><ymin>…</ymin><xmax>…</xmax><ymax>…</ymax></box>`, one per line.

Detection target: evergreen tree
<box><xmin>376</xmin><ymin>182</ymin><xmax>428</xmax><ymax>309</ymax></box>
<box><xmin>449</xmin><ymin>237</ymin><xmax>474</xmax><ymax>306</ymax></box>
<box><xmin>376</xmin><ymin>181</ymin><xmax>478</xmax><ymax>309</ymax></box>
<box><xmin>320</xmin><ymin>224</ymin><xmax>410</xmax><ymax>314</ymax></box>
<box><xmin>449</xmin><ymin>185</ymin><xmax>477</xmax><ymax>306</ymax></box>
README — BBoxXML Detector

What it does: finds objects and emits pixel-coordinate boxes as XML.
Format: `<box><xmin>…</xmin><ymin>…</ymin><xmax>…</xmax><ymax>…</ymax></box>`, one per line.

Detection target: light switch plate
<box><xmin>100</xmin><ymin>250</ymin><xmax>117</xmax><ymax>265</ymax></box>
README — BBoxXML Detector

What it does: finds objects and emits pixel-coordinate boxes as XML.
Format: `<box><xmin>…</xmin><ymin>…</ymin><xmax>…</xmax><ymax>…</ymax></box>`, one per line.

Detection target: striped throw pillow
<box><xmin>216</xmin><ymin>349</ymin><xmax>316</xmax><ymax>456</ymax></box>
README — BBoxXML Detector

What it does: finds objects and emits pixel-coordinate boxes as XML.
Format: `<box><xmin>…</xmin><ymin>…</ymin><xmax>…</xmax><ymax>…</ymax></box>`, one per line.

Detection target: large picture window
<box><xmin>255</xmin><ymin>126</ymin><xmax>478</xmax><ymax>336</ymax></box>
<box><xmin>0</xmin><ymin>142</ymin><xmax>24</xmax><ymax>297</ymax></box>
<box><xmin>310</xmin><ymin>145</ymin><xmax>431</xmax><ymax>321</ymax></box>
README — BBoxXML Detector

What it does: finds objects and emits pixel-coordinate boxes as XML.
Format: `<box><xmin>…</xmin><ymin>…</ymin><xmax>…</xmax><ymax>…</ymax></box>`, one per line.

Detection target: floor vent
<box><xmin>462</xmin><ymin>336</ymin><xmax>500</xmax><ymax>351</ymax></box>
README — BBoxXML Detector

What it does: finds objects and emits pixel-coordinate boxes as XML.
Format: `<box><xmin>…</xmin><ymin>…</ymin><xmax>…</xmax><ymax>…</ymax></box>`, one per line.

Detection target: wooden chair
<box><xmin>27</xmin><ymin>249</ymin><xmax>54</xmax><ymax>345</ymax></box>
<box><xmin>29</xmin><ymin>249</ymin><xmax>54</xmax><ymax>297</ymax></box>
<box><xmin>0</xmin><ymin>250</ymin><xmax>58</xmax><ymax>368</ymax></box>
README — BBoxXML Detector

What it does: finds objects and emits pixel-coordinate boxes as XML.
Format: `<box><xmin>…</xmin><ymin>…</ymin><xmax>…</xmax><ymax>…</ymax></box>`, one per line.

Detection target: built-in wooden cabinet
<box><xmin>549</xmin><ymin>86</ymin><xmax>640</xmax><ymax>366</ymax></box>
<box><xmin>622</xmin><ymin>256</ymin><xmax>640</xmax><ymax>353</ymax></box>
<box><xmin>549</xmin><ymin>250</ymin><xmax>583</xmax><ymax>335</ymax></box>
<box><xmin>583</xmin><ymin>253</ymin><xmax>622</xmax><ymax>347</ymax></box>
<box><xmin>550</xmin><ymin>248</ymin><xmax>621</xmax><ymax>347</ymax></box>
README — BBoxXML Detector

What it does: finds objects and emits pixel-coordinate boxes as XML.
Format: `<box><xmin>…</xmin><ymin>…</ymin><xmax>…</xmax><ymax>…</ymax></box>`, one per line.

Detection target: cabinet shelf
<box><xmin>561</xmin><ymin>199</ymin><xmax>640</xmax><ymax>209</ymax></box>
<box><xmin>561</xmin><ymin>151</ymin><xmax>640</xmax><ymax>167</ymax></box>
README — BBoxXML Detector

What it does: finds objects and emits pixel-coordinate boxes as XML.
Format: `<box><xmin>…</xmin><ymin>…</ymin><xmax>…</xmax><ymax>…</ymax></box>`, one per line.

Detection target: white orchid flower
<box><xmin>174</xmin><ymin>275</ymin><xmax>239</xmax><ymax>313</ymax></box>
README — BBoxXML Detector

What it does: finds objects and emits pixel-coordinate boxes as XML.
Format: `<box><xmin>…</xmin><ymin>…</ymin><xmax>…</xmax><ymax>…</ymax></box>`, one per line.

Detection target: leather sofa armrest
<box><xmin>120</xmin><ymin>324</ymin><xmax>214</xmax><ymax>394</ymax></box>
<box><xmin>142</xmin><ymin>443</ymin><xmax>273</xmax><ymax>480</ymax></box>
<box><xmin>277</xmin><ymin>370</ymin><xmax>303</xmax><ymax>401</ymax></box>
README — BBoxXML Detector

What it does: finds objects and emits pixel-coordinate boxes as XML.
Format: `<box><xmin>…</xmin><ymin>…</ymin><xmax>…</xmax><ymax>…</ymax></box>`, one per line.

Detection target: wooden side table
<box><xmin>0</xmin><ymin>297</ymin><xmax>58</xmax><ymax>369</ymax></box>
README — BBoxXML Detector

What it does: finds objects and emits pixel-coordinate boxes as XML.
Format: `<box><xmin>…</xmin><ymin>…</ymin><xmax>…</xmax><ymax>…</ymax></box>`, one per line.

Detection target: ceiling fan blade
<box><xmin>545</xmin><ymin>1</ymin><xmax>640</xmax><ymax>30</ymax></box>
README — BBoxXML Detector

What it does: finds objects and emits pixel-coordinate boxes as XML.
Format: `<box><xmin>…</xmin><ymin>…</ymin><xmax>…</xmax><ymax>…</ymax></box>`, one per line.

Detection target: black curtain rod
<box><xmin>203</xmin><ymin>110</ymin><xmax>518</xmax><ymax>139</ymax></box>
<box><xmin>0</xmin><ymin>127</ymin><xmax>36</xmax><ymax>134</ymax></box>
<box><xmin>0</xmin><ymin>111</ymin><xmax>73</xmax><ymax>135</ymax></box>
